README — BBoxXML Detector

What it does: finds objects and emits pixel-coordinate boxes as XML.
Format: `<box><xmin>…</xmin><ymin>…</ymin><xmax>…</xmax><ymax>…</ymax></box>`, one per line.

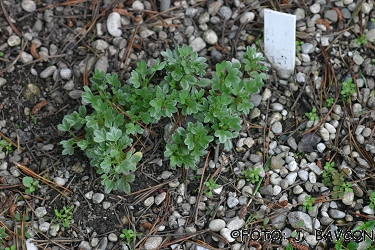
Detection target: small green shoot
<box><xmin>341</xmin><ymin>77</ymin><xmax>356</xmax><ymax>101</ymax></box>
<box><xmin>22</xmin><ymin>176</ymin><xmax>39</xmax><ymax>194</ymax></box>
<box><xmin>322</xmin><ymin>161</ymin><xmax>335</xmax><ymax>186</ymax></box>
<box><xmin>354</xmin><ymin>34</ymin><xmax>368</xmax><ymax>47</ymax></box>
<box><xmin>54</xmin><ymin>205</ymin><xmax>74</xmax><ymax>228</ymax></box>
<box><xmin>0</xmin><ymin>52</ymin><xmax>3</xmax><ymax>57</ymax></box>
<box><xmin>204</xmin><ymin>179</ymin><xmax>219</xmax><ymax>197</ymax></box>
<box><xmin>325</xmin><ymin>97</ymin><xmax>334</xmax><ymax>107</ymax></box>
<box><xmin>30</xmin><ymin>114</ymin><xmax>37</xmax><ymax>124</ymax></box>
<box><xmin>242</xmin><ymin>167</ymin><xmax>260</xmax><ymax>184</ymax></box>
<box><xmin>302</xmin><ymin>196</ymin><xmax>316</xmax><ymax>212</ymax></box>
<box><xmin>369</xmin><ymin>192</ymin><xmax>375</xmax><ymax>209</ymax></box>
<box><xmin>0</xmin><ymin>140</ymin><xmax>13</xmax><ymax>155</ymax></box>
<box><xmin>296</xmin><ymin>40</ymin><xmax>304</xmax><ymax>52</ymax></box>
<box><xmin>120</xmin><ymin>229</ymin><xmax>142</xmax><ymax>249</ymax></box>
<box><xmin>305</xmin><ymin>107</ymin><xmax>319</xmax><ymax>121</ymax></box>
<box><xmin>0</xmin><ymin>227</ymin><xmax>7</xmax><ymax>240</ymax></box>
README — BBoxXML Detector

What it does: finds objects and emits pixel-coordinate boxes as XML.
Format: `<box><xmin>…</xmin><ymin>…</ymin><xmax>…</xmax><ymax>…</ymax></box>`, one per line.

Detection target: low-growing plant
<box><xmin>22</xmin><ymin>176</ymin><xmax>39</xmax><ymax>194</ymax></box>
<box><xmin>14</xmin><ymin>213</ymin><xmax>31</xmax><ymax>238</ymax></box>
<box><xmin>354</xmin><ymin>34</ymin><xmax>368</xmax><ymax>47</ymax></box>
<box><xmin>325</xmin><ymin>97</ymin><xmax>334</xmax><ymax>107</ymax></box>
<box><xmin>302</xmin><ymin>196</ymin><xmax>316</xmax><ymax>212</ymax></box>
<box><xmin>322</xmin><ymin>161</ymin><xmax>335</xmax><ymax>186</ymax></box>
<box><xmin>0</xmin><ymin>140</ymin><xmax>12</xmax><ymax>155</ymax></box>
<box><xmin>59</xmin><ymin>45</ymin><xmax>268</xmax><ymax>193</ymax></box>
<box><xmin>341</xmin><ymin>77</ymin><xmax>356</xmax><ymax>101</ymax></box>
<box><xmin>305</xmin><ymin>107</ymin><xmax>319</xmax><ymax>121</ymax></box>
<box><xmin>369</xmin><ymin>191</ymin><xmax>375</xmax><ymax>209</ymax></box>
<box><xmin>54</xmin><ymin>205</ymin><xmax>74</xmax><ymax>228</ymax></box>
<box><xmin>0</xmin><ymin>228</ymin><xmax>7</xmax><ymax>240</ymax></box>
<box><xmin>332</xmin><ymin>172</ymin><xmax>352</xmax><ymax>199</ymax></box>
<box><xmin>204</xmin><ymin>179</ymin><xmax>219</xmax><ymax>197</ymax></box>
<box><xmin>296</xmin><ymin>40</ymin><xmax>304</xmax><ymax>52</ymax></box>
<box><xmin>120</xmin><ymin>229</ymin><xmax>142</xmax><ymax>249</ymax></box>
<box><xmin>242</xmin><ymin>167</ymin><xmax>260</xmax><ymax>184</ymax></box>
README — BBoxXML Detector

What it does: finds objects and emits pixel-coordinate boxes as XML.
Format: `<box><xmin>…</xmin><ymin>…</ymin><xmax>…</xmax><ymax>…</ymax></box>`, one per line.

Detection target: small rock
<box><xmin>203</xmin><ymin>30</ymin><xmax>218</xmax><ymax>45</ymax></box>
<box><xmin>108</xmin><ymin>233</ymin><xmax>118</xmax><ymax>242</ymax></box>
<box><xmin>363</xmin><ymin>205</ymin><xmax>375</xmax><ymax>215</ymax></box>
<box><xmin>309</xmin><ymin>3</ymin><xmax>320</xmax><ymax>14</ymax></box>
<box><xmin>288</xmin><ymin>211</ymin><xmax>313</xmax><ymax>233</ymax></box>
<box><xmin>8</xmin><ymin>35</ymin><xmax>21</xmax><ymax>47</ymax></box>
<box><xmin>240</xmin><ymin>12</ymin><xmax>255</xmax><ymax>24</ymax></box>
<box><xmin>20</xmin><ymin>52</ymin><xmax>33</xmax><ymax>64</ymax></box>
<box><xmin>227</xmin><ymin>197</ymin><xmax>239</xmax><ymax>208</ymax></box>
<box><xmin>39</xmin><ymin>222</ymin><xmax>50</xmax><ymax>232</ymax></box>
<box><xmin>319</xmin><ymin>126</ymin><xmax>330</xmax><ymax>141</ymax></box>
<box><xmin>60</xmin><ymin>68</ymin><xmax>72</xmax><ymax>80</ymax></box>
<box><xmin>54</xmin><ymin>177</ymin><xmax>66</xmax><ymax>186</ymax></box>
<box><xmin>140</xmin><ymin>28</ymin><xmax>155</xmax><ymax>38</ymax></box>
<box><xmin>35</xmin><ymin>207</ymin><xmax>47</xmax><ymax>218</ymax></box>
<box><xmin>0</xmin><ymin>78</ymin><xmax>7</xmax><ymax>87</ymax></box>
<box><xmin>95</xmin><ymin>56</ymin><xmax>109</xmax><ymax>74</ymax></box>
<box><xmin>220</xmin><ymin>228</ymin><xmax>235</xmax><ymax>242</ymax></box>
<box><xmin>92</xmin><ymin>193</ymin><xmax>105</xmax><ymax>204</ymax></box>
<box><xmin>208</xmin><ymin>0</ymin><xmax>223</xmax><ymax>15</ymax></box>
<box><xmin>316</xmin><ymin>143</ymin><xmax>326</xmax><ymax>153</ymax></box>
<box><xmin>78</xmin><ymin>241</ymin><xmax>92</xmax><ymax>250</ymax></box>
<box><xmin>93</xmin><ymin>40</ymin><xmax>109</xmax><ymax>52</ymax></box>
<box><xmin>107</xmin><ymin>12</ymin><xmax>122</xmax><ymax>37</ymax></box>
<box><xmin>342</xmin><ymin>191</ymin><xmax>354</xmax><ymax>205</ymax></box>
<box><xmin>328</xmin><ymin>209</ymin><xmax>345</xmax><ymax>219</ymax></box>
<box><xmin>227</xmin><ymin>216</ymin><xmax>245</xmax><ymax>230</ymax></box>
<box><xmin>276</xmin><ymin>69</ymin><xmax>293</xmax><ymax>80</ymax></box>
<box><xmin>44</xmin><ymin>9</ymin><xmax>53</xmax><ymax>22</ymax></box>
<box><xmin>271</xmin><ymin>121</ymin><xmax>283</xmax><ymax>134</ymax></box>
<box><xmin>198</xmin><ymin>12</ymin><xmax>210</xmax><ymax>24</ymax></box>
<box><xmin>324</xmin><ymin>123</ymin><xmax>336</xmax><ymax>134</ymax></box>
<box><xmin>189</xmin><ymin>37</ymin><xmax>206</xmax><ymax>52</ymax></box>
<box><xmin>69</xmin><ymin>90</ymin><xmax>83</xmax><ymax>99</ymax></box>
<box><xmin>132</xmin><ymin>0</ymin><xmax>144</xmax><ymax>10</ymax></box>
<box><xmin>143</xmin><ymin>196</ymin><xmax>154</xmax><ymax>207</ymax></box>
<box><xmin>50</xmin><ymin>224</ymin><xmax>59</xmax><ymax>236</ymax></box>
<box><xmin>219</xmin><ymin>6</ymin><xmax>232</xmax><ymax>20</ymax></box>
<box><xmin>144</xmin><ymin>236</ymin><xmax>163</xmax><ymax>250</ymax></box>
<box><xmin>285</xmin><ymin>172</ymin><xmax>297</xmax><ymax>185</ymax></box>
<box><xmin>324</xmin><ymin>10</ymin><xmax>338</xmax><ymax>22</ymax></box>
<box><xmin>155</xmin><ymin>192</ymin><xmax>166</xmax><ymax>205</ymax></box>
<box><xmin>40</xmin><ymin>66</ymin><xmax>57</xmax><ymax>79</ymax></box>
<box><xmin>22</xmin><ymin>0</ymin><xmax>36</xmax><ymax>12</ymax></box>
<box><xmin>270</xmin><ymin>155</ymin><xmax>283</xmax><ymax>170</ymax></box>
<box><xmin>209</xmin><ymin>219</ymin><xmax>226</xmax><ymax>232</ymax></box>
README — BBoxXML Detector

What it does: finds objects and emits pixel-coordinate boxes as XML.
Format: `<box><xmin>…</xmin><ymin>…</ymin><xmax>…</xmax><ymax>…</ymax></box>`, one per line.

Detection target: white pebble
<box><xmin>309</xmin><ymin>172</ymin><xmax>317</xmax><ymax>183</ymax></box>
<box><xmin>203</xmin><ymin>30</ymin><xmax>218</xmax><ymax>45</ymax></box>
<box><xmin>319</xmin><ymin>126</ymin><xmax>330</xmax><ymax>141</ymax></box>
<box><xmin>8</xmin><ymin>35</ymin><xmax>21</xmax><ymax>47</ymax></box>
<box><xmin>324</xmin><ymin>123</ymin><xmax>336</xmax><ymax>134</ymax></box>
<box><xmin>54</xmin><ymin>177</ymin><xmax>66</xmax><ymax>186</ymax></box>
<box><xmin>20</xmin><ymin>52</ymin><xmax>33</xmax><ymax>64</ymax></box>
<box><xmin>60</xmin><ymin>68</ymin><xmax>72</xmax><ymax>80</ymax></box>
<box><xmin>132</xmin><ymin>0</ymin><xmax>144</xmax><ymax>10</ymax></box>
<box><xmin>316</xmin><ymin>143</ymin><xmax>326</xmax><ymax>153</ymax></box>
<box><xmin>189</xmin><ymin>37</ymin><xmax>206</xmax><ymax>52</ymax></box>
<box><xmin>240</xmin><ymin>12</ymin><xmax>255</xmax><ymax>24</ymax></box>
<box><xmin>107</xmin><ymin>12</ymin><xmax>122</xmax><ymax>37</ymax></box>
<box><xmin>273</xmin><ymin>185</ymin><xmax>282</xmax><ymax>195</ymax></box>
<box><xmin>22</xmin><ymin>0</ymin><xmax>36</xmax><ymax>12</ymax></box>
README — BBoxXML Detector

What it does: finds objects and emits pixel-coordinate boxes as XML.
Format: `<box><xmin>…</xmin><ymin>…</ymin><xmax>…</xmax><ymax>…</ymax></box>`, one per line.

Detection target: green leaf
<box><xmin>131</xmin><ymin>152</ymin><xmax>142</xmax><ymax>163</ymax></box>
<box><xmin>215</xmin><ymin>130</ymin><xmax>232</xmax><ymax>144</ymax></box>
<box><xmin>81</xmin><ymin>86</ymin><xmax>96</xmax><ymax>103</ymax></box>
<box><xmin>77</xmin><ymin>140</ymin><xmax>88</xmax><ymax>150</ymax></box>
<box><xmin>94</xmin><ymin>128</ymin><xmax>106</xmax><ymax>143</ymax></box>
<box><xmin>58</xmin><ymin>118</ymin><xmax>71</xmax><ymax>132</ymax></box>
<box><xmin>129</xmin><ymin>71</ymin><xmax>141</xmax><ymax>88</ymax></box>
<box><xmin>23</xmin><ymin>177</ymin><xmax>33</xmax><ymax>187</ymax></box>
<box><xmin>106</xmin><ymin>73</ymin><xmax>120</xmax><ymax>87</ymax></box>
<box><xmin>106</xmin><ymin>127</ymin><xmax>122</xmax><ymax>141</ymax></box>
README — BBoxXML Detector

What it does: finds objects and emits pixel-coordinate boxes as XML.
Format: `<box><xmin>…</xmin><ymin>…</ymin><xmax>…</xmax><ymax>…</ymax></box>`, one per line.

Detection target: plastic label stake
<box><xmin>264</xmin><ymin>9</ymin><xmax>296</xmax><ymax>72</ymax></box>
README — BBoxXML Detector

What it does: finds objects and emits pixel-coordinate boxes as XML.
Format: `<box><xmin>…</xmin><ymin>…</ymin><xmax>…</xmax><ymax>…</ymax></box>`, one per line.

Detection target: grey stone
<box><xmin>328</xmin><ymin>209</ymin><xmax>345</xmax><ymax>219</ymax></box>
<box><xmin>301</xmin><ymin>43</ymin><xmax>314</xmax><ymax>54</ymax></box>
<box><xmin>353</xmin><ymin>51</ymin><xmax>364</xmax><ymax>65</ymax></box>
<box><xmin>240</xmin><ymin>12</ymin><xmax>255</xmax><ymax>24</ymax></box>
<box><xmin>276</xmin><ymin>68</ymin><xmax>293</xmax><ymax>80</ymax></box>
<box><xmin>198</xmin><ymin>12</ymin><xmax>210</xmax><ymax>24</ymax></box>
<box><xmin>20</xmin><ymin>52</ymin><xmax>33</xmax><ymax>64</ymax></box>
<box><xmin>108</xmin><ymin>233</ymin><xmax>118</xmax><ymax>242</ymax></box>
<box><xmin>155</xmin><ymin>192</ymin><xmax>166</xmax><ymax>205</ymax></box>
<box><xmin>324</xmin><ymin>10</ymin><xmax>338</xmax><ymax>22</ymax></box>
<box><xmin>287</xmin><ymin>137</ymin><xmax>298</xmax><ymax>150</ymax></box>
<box><xmin>8</xmin><ymin>35</ymin><xmax>21</xmax><ymax>47</ymax></box>
<box><xmin>210</xmin><ymin>49</ymin><xmax>223</xmax><ymax>63</ymax></box>
<box><xmin>342</xmin><ymin>191</ymin><xmax>354</xmax><ymax>205</ymax></box>
<box><xmin>92</xmin><ymin>193</ymin><xmax>105</xmax><ymax>204</ymax></box>
<box><xmin>39</xmin><ymin>222</ymin><xmax>50</xmax><ymax>232</ymax></box>
<box><xmin>69</xmin><ymin>90</ymin><xmax>83</xmax><ymax>99</ymax></box>
<box><xmin>226</xmin><ymin>216</ymin><xmax>245</xmax><ymax>230</ymax></box>
<box><xmin>203</xmin><ymin>30</ymin><xmax>218</xmax><ymax>45</ymax></box>
<box><xmin>270</xmin><ymin>155</ymin><xmax>283</xmax><ymax>170</ymax></box>
<box><xmin>271</xmin><ymin>121</ymin><xmax>283</xmax><ymax>134</ymax></box>
<box><xmin>220</xmin><ymin>228</ymin><xmax>235</xmax><ymax>242</ymax></box>
<box><xmin>363</xmin><ymin>205</ymin><xmax>375</xmax><ymax>215</ymax></box>
<box><xmin>22</xmin><ymin>0</ymin><xmax>36</xmax><ymax>12</ymax></box>
<box><xmin>107</xmin><ymin>12</ymin><xmax>122</xmax><ymax>37</ymax></box>
<box><xmin>366</xmin><ymin>29</ymin><xmax>375</xmax><ymax>43</ymax></box>
<box><xmin>294</xmin><ymin>8</ymin><xmax>305</xmax><ymax>21</ymax></box>
<box><xmin>143</xmin><ymin>196</ymin><xmax>154</xmax><ymax>207</ymax></box>
<box><xmin>209</xmin><ymin>219</ymin><xmax>226</xmax><ymax>232</ymax></box>
<box><xmin>309</xmin><ymin>3</ymin><xmax>320</xmax><ymax>14</ymax></box>
<box><xmin>60</xmin><ymin>68</ymin><xmax>72</xmax><ymax>80</ymax></box>
<box><xmin>258</xmin><ymin>185</ymin><xmax>273</xmax><ymax>196</ymax></box>
<box><xmin>288</xmin><ymin>211</ymin><xmax>314</xmax><ymax>233</ymax></box>
<box><xmin>219</xmin><ymin>6</ymin><xmax>232</xmax><ymax>20</ymax></box>
<box><xmin>285</xmin><ymin>172</ymin><xmax>297</xmax><ymax>185</ymax></box>
<box><xmin>189</xmin><ymin>37</ymin><xmax>206</xmax><ymax>52</ymax></box>
<box><xmin>227</xmin><ymin>197</ymin><xmax>239</xmax><ymax>208</ymax></box>
<box><xmin>0</xmin><ymin>78</ymin><xmax>7</xmax><ymax>87</ymax></box>
<box><xmin>78</xmin><ymin>241</ymin><xmax>91</xmax><ymax>250</ymax></box>
<box><xmin>207</xmin><ymin>0</ymin><xmax>223</xmax><ymax>15</ymax></box>
<box><xmin>35</xmin><ymin>207</ymin><xmax>47</xmax><ymax>218</ymax></box>
<box><xmin>40</xmin><ymin>66</ymin><xmax>57</xmax><ymax>78</ymax></box>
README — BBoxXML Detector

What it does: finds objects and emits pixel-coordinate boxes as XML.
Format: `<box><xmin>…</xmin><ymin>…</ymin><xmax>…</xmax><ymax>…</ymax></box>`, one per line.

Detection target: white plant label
<box><xmin>264</xmin><ymin>9</ymin><xmax>296</xmax><ymax>72</ymax></box>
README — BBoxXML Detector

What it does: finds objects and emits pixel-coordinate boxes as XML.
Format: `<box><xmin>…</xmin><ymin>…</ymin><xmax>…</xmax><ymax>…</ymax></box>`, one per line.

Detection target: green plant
<box><xmin>30</xmin><ymin>114</ymin><xmax>37</xmax><ymax>124</ymax></box>
<box><xmin>296</xmin><ymin>40</ymin><xmax>304</xmax><ymax>52</ymax></box>
<box><xmin>325</xmin><ymin>97</ymin><xmax>334</xmax><ymax>107</ymax></box>
<box><xmin>0</xmin><ymin>140</ymin><xmax>13</xmax><ymax>155</ymax></box>
<box><xmin>369</xmin><ymin>191</ymin><xmax>375</xmax><ymax>209</ymax></box>
<box><xmin>302</xmin><ymin>196</ymin><xmax>316</xmax><ymax>212</ymax></box>
<box><xmin>54</xmin><ymin>205</ymin><xmax>74</xmax><ymax>228</ymax></box>
<box><xmin>59</xmin><ymin>45</ymin><xmax>267</xmax><ymax>193</ymax></box>
<box><xmin>332</xmin><ymin>172</ymin><xmax>352</xmax><ymax>199</ymax></box>
<box><xmin>242</xmin><ymin>167</ymin><xmax>260</xmax><ymax>184</ymax></box>
<box><xmin>0</xmin><ymin>228</ymin><xmax>7</xmax><ymax>240</ymax></box>
<box><xmin>14</xmin><ymin>213</ymin><xmax>31</xmax><ymax>238</ymax></box>
<box><xmin>305</xmin><ymin>107</ymin><xmax>319</xmax><ymax>121</ymax></box>
<box><xmin>120</xmin><ymin>229</ymin><xmax>142</xmax><ymax>249</ymax></box>
<box><xmin>22</xmin><ymin>176</ymin><xmax>39</xmax><ymax>194</ymax></box>
<box><xmin>206</xmin><ymin>203</ymin><xmax>220</xmax><ymax>217</ymax></box>
<box><xmin>204</xmin><ymin>179</ymin><xmax>219</xmax><ymax>197</ymax></box>
<box><xmin>341</xmin><ymin>77</ymin><xmax>356</xmax><ymax>101</ymax></box>
<box><xmin>0</xmin><ymin>52</ymin><xmax>3</xmax><ymax>57</ymax></box>
<box><xmin>322</xmin><ymin>161</ymin><xmax>335</xmax><ymax>186</ymax></box>
<box><xmin>354</xmin><ymin>34</ymin><xmax>368</xmax><ymax>47</ymax></box>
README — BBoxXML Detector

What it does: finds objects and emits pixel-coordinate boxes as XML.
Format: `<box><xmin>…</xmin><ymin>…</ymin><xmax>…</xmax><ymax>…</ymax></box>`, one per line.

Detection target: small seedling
<box><xmin>120</xmin><ymin>229</ymin><xmax>142</xmax><ymax>249</ymax></box>
<box><xmin>296</xmin><ymin>40</ymin><xmax>304</xmax><ymax>52</ymax></box>
<box><xmin>14</xmin><ymin>213</ymin><xmax>31</xmax><ymax>239</ymax></box>
<box><xmin>302</xmin><ymin>196</ymin><xmax>316</xmax><ymax>212</ymax></box>
<box><xmin>54</xmin><ymin>205</ymin><xmax>74</xmax><ymax>228</ymax></box>
<box><xmin>332</xmin><ymin>172</ymin><xmax>352</xmax><ymax>199</ymax></box>
<box><xmin>22</xmin><ymin>176</ymin><xmax>39</xmax><ymax>194</ymax></box>
<box><xmin>325</xmin><ymin>97</ymin><xmax>334</xmax><ymax>107</ymax></box>
<box><xmin>369</xmin><ymin>191</ymin><xmax>375</xmax><ymax>209</ymax></box>
<box><xmin>204</xmin><ymin>179</ymin><xmax>219</xmax><ymax>197</ymax></box>
<box><xmin>354</xmin><ymin>34</ymin><xmax>368</xmax><ymax>47</ymax></box>
<box><xmin>305</xmin><ymin>107</ymin><xmax>319</xmax><ymax>121</ymax></box>
<box><xmin>1</xmin><ymin>246</ymin><xmax>16</xmax><ymax>250</ymax></box>
<box><xmin>242</xmin><ymin>167</ymin><xmax>260</xmax><ymax>184</ymax></box>
<box><xmin>30</xmin><ymin>114</ymin><xmax>37</xmax><ymax>124</ymax></box>
<box><xmin>341</xmin><ymin>77</ymin><xmax>356</xmax><ymax>101</ymax></box>
<box><xmin>0</xmin><ymin>52</ymin><xmax>3</xmax><ymax>57</ymax></box>
<box><xmin>322</xmin><ymin>161</ymin><xmax>335</xmax><ymax>186</ymax></box>
<box><xmin>0</xmin><ymin>228</ymin><xmax>7</xmax><ymax>240</ymax></box>
<box><xmin>0</xmin><ymin>140</ymin><xmax>13</xmax><ymax>155</ymax></box>
<box><xmin>372</xmin><ymin>58</ymin><xmax>375</xmax><ymax>65</ymax></box>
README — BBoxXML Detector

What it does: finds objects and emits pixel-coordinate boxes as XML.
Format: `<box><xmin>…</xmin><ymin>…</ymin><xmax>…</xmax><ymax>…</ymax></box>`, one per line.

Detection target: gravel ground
<box><xmin>1</xmin><ymin>0</ymin><xmax>375</xmax><ymax>249</ymax></box>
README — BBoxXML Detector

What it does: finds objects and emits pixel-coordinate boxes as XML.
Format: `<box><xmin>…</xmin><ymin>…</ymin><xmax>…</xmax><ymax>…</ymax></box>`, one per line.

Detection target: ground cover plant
<box><xmin>58</xmin><ymin>45</ymin><xmax>268</xmax><ymax>193</ymax></box>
